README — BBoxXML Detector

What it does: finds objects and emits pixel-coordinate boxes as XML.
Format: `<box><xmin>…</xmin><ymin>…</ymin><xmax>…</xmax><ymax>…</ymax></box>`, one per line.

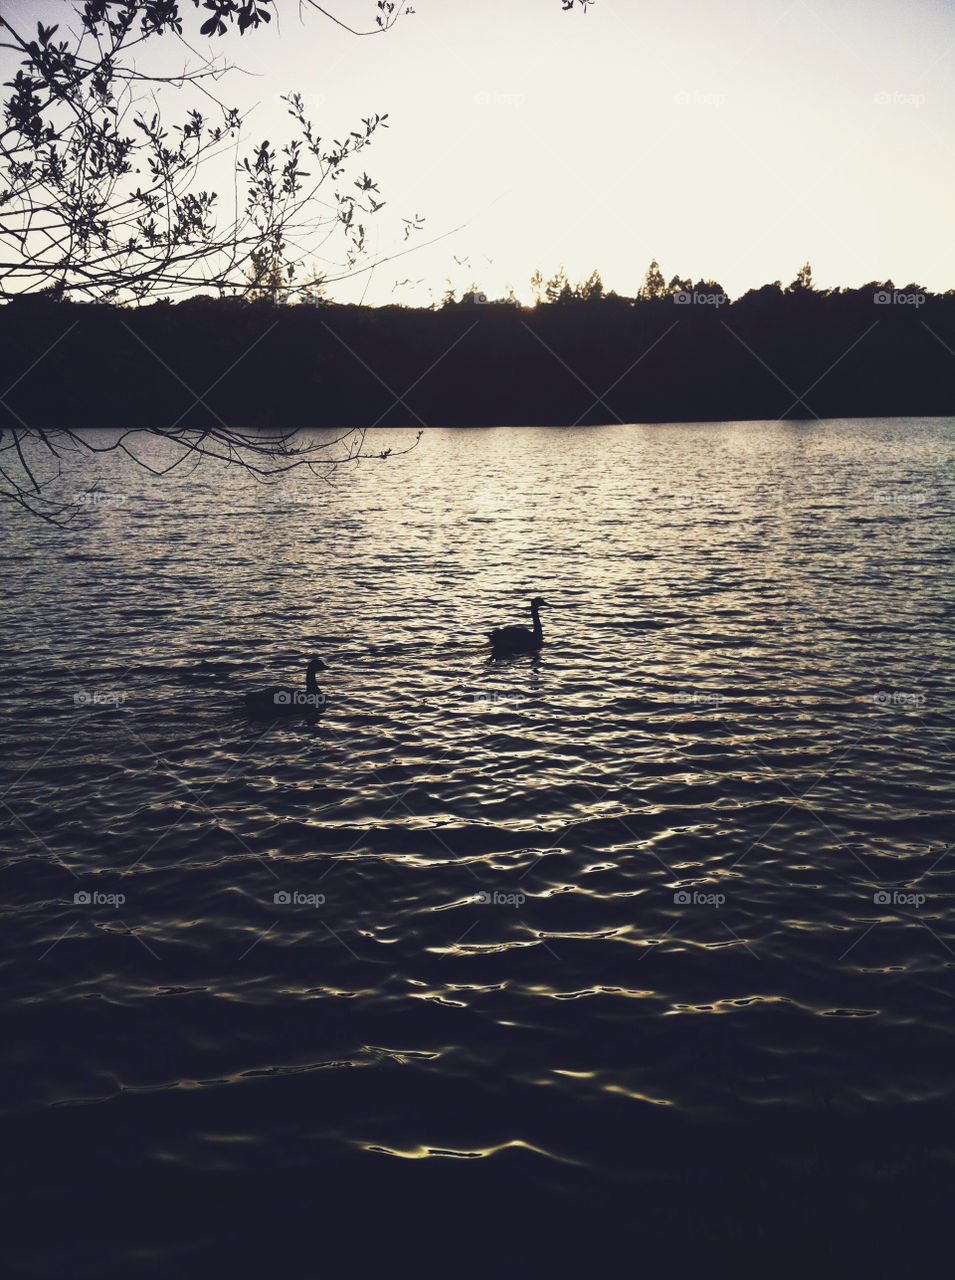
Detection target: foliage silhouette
<box><xmin>2</xmin><ymin>265</ymin><xmax>952</xmax><ymax>521</ymax></box>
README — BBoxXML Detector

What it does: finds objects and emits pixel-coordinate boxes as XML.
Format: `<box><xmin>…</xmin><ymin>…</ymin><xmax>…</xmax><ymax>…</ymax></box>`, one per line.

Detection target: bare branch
<box><xmin>0</xmin><ymin>426</ymin><xmax>422</xmax><ymax>525</ymax></box>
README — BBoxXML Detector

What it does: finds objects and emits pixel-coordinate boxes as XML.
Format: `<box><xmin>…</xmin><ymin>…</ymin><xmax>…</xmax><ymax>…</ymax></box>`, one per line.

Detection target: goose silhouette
<box><xmin>487</xmin><ymin>597</ymin><xmax>547</xmax><ymax>659</ymax></box>
<box><xmin>244</xmin><ymin>656</ymin><xmax>327</xmax><ymax>718</ymax></box>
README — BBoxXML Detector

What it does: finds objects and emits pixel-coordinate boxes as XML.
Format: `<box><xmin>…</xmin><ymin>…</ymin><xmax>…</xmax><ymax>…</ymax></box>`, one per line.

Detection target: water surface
<box><xmin>2</xmin><ymin>420</ymin><xmax>953</xmax><ymax>1273</ymax></box>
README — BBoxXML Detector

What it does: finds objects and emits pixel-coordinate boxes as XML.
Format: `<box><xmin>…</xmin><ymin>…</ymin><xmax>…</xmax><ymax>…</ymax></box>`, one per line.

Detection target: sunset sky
<box><xmin>6</xmin><ymin>0</ymin><xmax>954</xmax><ymax>304</ymax></box>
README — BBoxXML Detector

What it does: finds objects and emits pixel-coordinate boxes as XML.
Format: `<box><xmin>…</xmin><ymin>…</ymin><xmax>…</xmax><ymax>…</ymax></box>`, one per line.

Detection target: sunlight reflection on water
<box><xmin>1</xmin><ymin>420</ymin><xmax>954</xmax><ymax>1223</ymax></box>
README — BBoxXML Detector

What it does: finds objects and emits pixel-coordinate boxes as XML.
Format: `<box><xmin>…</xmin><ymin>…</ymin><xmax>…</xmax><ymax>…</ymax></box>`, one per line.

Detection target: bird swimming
<box><xmin>244</xmin><ymin>656</ymin><xmax>327</xmax><ymax>718</ymax></box>
<box><xmin>487</xmin><ymin>597</ymin><xmax>548</xmax><ymax>659</ymax></box>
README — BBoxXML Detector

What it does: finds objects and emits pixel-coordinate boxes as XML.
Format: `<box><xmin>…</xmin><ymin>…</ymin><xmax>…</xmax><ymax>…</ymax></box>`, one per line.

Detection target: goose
<box><xmin>244</xmin><ymin>656</ymin><xmax>327</xmax><ymax>718</ymax></box>
<box><xmin>487</xmin><ymin>597</ymin><xmax>548</xmax><ymax>659</ymax></box>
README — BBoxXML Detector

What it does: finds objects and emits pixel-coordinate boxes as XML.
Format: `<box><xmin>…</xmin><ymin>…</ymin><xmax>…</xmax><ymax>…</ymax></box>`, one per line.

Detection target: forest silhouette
<box><xmin>2</xmin><ymin>265</ymin><xmax>952</xmax><ymax>430</ymax></box>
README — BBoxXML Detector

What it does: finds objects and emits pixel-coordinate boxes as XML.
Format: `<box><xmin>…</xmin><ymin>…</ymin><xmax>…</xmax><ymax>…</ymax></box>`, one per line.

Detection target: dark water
<box><xmin>2</xmin><ymin>421</ymin><xmax>954</xmax><ymax>1275</ymax></box>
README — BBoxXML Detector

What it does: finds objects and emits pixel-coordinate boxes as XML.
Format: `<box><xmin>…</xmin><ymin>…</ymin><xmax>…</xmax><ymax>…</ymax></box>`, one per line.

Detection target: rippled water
<box><xmin>2</xmin><ymin>420</ymin><xmax>954</xmax><ymax>1274</ymax></box>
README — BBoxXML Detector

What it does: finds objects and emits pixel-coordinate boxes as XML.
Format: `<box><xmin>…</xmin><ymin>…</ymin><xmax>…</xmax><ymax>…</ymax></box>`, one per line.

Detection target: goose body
<box><xmin>244</xmin><ymin>656</ymin><xmax>327</xmax><ymax>718</ymax></box>
<box><xmin>487</xmin><ymin>597</ymin><xmax>548</xmax><ymax>659</ymax></box>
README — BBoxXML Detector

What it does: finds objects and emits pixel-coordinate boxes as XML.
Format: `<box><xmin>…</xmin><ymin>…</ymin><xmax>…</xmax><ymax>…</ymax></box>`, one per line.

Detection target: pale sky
<box><xmin>5</xmin><ymin>0</ymin><xmax>955</xmax><ymax>304</ymax></box>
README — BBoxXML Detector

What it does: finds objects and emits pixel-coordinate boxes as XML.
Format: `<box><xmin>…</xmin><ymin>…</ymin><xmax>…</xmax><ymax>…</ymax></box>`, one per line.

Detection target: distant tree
<box><xmin>788</xmin><ymin>261</ymin><xmax>814</xmax><ymax>293</ymax></box>
<box><xmin>667</xmin><ymin>275</ymin><xmax>693</xmax><ymax>296</ymax></box>
<box><xmin>578</xmin><ymin>269</ymin><xmax>604</xmax><ymax>301</ymax></box>
<box><xmin>735</xmin><ymin>281</ymin><xmax>784</xmax><ymax>307</ymax></box>
<box><xmin>243</xmin><ymin>252</ymin><xmax>290</xmax><ymax>305</ymax></box>
<box><xmin>298</xmin><ymin>262</ymin><xmax>327</xmax><ymax>306</ymax></box>
<box><xmin>460</xmin><ymin>283</ymin><xmax>487</xmax><ymax>305</ymax></box>
<box><xmin>529</xmin><ymin>269</ymin><xmax>544</xmax><ymax>306</ymax></box>
<box><xmin>544</xmin><ymin>266</ymin><xmax>570</xmax><ymax>304</ymax></box>
<box><xmin>638</xmin><ymin>259</ymin><xmax>667</xmax><ymax>301</ymax></box>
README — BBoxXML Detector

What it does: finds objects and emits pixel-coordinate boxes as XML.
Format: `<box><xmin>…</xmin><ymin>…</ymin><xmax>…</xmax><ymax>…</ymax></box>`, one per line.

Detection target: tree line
<box><xmin>2</xmin><ymin>261</ymin><xmax>952</xmax><ymax>439</ymax></box>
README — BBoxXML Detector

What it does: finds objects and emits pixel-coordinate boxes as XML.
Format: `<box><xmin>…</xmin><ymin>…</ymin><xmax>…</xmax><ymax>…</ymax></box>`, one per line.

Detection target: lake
<box><xmin>2</xmin><ymin>419</ymin><xmax>953</xmax><ymax>1275</ymax></box>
